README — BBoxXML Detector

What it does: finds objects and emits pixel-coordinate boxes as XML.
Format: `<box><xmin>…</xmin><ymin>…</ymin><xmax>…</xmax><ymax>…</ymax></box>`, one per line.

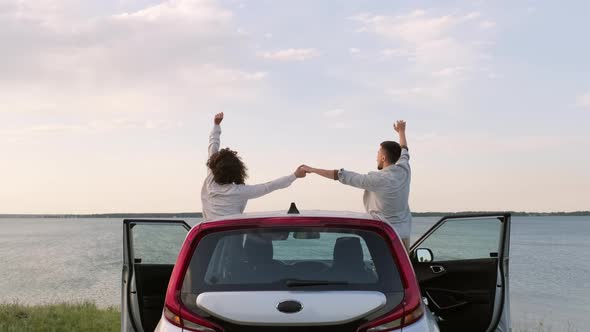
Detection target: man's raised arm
<box><xmin>208</xmin><ymin>112</ymin><xmax>223</xmax><ymax>157</ymax></box>
<box><xmin>394</xmin><ymin>120</ymin><xmax>410</xmax><ymax>164</ymax></box>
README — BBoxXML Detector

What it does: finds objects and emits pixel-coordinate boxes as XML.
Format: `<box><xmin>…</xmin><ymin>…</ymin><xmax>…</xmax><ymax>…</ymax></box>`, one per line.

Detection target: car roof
<box><xmin>204</xmin><ymin>210</ymin><xmax>377</xmax><ymax>223</ymax></box>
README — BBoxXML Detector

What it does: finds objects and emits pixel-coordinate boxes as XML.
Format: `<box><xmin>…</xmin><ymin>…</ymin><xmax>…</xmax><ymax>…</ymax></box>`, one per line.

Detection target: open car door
<box><xmin>410</xmin><ymin>213</ymin><xmax>511</xmax><ymax>332</ymax></box>
<box><xmin>122</xmin><ymin>219</ymin><xmax>191</xmax><ymax>332</ymax></box>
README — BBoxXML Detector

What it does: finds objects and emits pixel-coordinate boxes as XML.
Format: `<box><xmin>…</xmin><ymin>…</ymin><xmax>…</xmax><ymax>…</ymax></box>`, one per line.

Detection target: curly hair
<box><xmin>207</xmin><ymin>148</ymin><xmax>248</xmax><ymax>185</ymax></box>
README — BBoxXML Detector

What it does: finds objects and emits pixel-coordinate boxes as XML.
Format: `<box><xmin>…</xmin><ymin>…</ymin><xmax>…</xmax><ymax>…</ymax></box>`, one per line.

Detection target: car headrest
<box><xmin>333</xmin><ymin>237</ymin><xmax>364</xmax><ymax>267</ymax></box>
<box><xmin>244</xmin><ymin>235</ymin><xmax>274</xmax><ymax>263</ymax></box>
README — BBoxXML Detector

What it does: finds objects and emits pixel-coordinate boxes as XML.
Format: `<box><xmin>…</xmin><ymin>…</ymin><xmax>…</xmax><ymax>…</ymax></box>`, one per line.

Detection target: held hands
<box><xmin>295</xmin><ymin>165</ymin><xmax>320</xmax><ymax>178</ymax></box>
<box><xmin>394</xmin><ymin>120</ymin><xmax>406</xmax><ymax>133</ymax></box>
<box><xmin>295</xmin><ymin>165</ymin><xmax>311</xmax><ymax>178</ymax></box>
<box><xmin>300</xmin><ymin>165</ymin><xmax>314</xmax><ymax>174</ymax></box>
<box><xmin>214</xmin><ymin>112</ymin><xmax>224</xmax><ymax>125</ymax></box>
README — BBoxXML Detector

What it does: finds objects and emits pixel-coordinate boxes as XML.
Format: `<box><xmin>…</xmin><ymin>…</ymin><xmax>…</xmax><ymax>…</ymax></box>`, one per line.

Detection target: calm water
<box><xmin>1</xmin><ymin>216</ymin><xmax>589</xmax><ymax>331</ymax></box>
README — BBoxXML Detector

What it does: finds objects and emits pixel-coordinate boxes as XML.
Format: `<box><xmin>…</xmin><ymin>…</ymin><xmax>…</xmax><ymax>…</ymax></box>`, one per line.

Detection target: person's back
<box><xmin>200</xmin><ymin>113</ymin><xmax>306</xmax><ymax>220</ymax></box>
<box><xmin>360</xmin><ymin>146</ymin><xmax>411</xmax><ymax>241</ymax></box>
<box><xmin>201</xmin><ymin>176</ymin><xmax>248</xmax><ymax>220</ymax></box>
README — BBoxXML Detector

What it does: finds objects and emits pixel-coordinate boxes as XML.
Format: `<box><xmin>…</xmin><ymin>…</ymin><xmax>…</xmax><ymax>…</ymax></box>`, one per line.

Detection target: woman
<box><xmin>201</xmin><ymin>112</ymin><xmax>307</xmax><ymax>220</ymax></box>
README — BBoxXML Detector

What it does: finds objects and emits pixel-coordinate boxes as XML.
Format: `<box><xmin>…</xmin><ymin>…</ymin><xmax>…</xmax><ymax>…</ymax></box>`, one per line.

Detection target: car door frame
<box><xmin>122</xmin><ymin>219</ymin><xmax>191</xmax><ymax>332</ymax></box>
<box><xmin>410</xmin><ymin>213</ymin><xmax>511</xmax><ymax>332</ymax></box>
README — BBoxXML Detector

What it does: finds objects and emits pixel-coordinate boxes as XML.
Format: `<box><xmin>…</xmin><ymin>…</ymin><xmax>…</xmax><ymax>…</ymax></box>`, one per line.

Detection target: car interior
<box><xmin>411</xmin><ymin>252</ymin><xmax>501</xmax><ymax>332</ymax></box>
<box><xmin>207</xmin><ymin>234</ymin><xmax>379</xmax><ymax>285</ymax></box>
<box><xmin>131</xmin><ymin>259</ymin><xmax>175</xmax><ymax>332</ymax></box>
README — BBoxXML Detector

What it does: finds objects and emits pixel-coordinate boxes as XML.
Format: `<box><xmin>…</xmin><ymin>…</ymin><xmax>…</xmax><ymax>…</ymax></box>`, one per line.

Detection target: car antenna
<box><xmin>287</xmin><ymin>202</ymin><xmax>300</xmax><ymax>214</ymax></box>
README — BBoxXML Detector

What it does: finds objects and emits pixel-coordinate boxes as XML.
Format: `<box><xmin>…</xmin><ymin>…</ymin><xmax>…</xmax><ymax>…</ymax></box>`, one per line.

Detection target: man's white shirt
<box><xmin>338</xmin><ymin>148</ymin><xmax>412</xmax><ymax>239</ymax></box>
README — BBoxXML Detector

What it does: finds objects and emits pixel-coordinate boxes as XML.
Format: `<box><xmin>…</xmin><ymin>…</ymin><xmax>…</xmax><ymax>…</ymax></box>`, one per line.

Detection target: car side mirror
<box><xmin>415</xmin><ymin>248</ymin><xmax>433</xmax><ymax>263</ymax></box>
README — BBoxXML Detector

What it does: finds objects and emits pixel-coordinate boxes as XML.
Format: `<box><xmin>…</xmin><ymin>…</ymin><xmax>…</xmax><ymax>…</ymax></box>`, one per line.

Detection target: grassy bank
<box><xmin>0</xmin><ymin>302</ymin><xmax>119</xmax><ymax>332</ymax></box>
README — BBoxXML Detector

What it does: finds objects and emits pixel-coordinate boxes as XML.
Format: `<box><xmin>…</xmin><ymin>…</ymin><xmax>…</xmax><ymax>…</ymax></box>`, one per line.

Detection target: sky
<box><xmin>1</xmin><ymin>0</ymin><xmax>589</xmax><ymax>214</ymax></box>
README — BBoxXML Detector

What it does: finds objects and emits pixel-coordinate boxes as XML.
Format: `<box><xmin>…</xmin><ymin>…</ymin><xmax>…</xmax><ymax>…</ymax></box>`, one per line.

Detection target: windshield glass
<box><xmin>180</xmin><ymin>226</ymin><xmax>403</xmax><ymax>310</ymax></box>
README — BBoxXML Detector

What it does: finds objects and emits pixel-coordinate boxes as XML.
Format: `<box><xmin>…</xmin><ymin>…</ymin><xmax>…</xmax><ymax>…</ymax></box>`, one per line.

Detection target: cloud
<box><xmin>352</xmin><ymin>9</ymin><xmax>497</xmax><ymax>105</ymax></box>
<box><xmin>479</xmin><ymin>20</ymin><xmax>496</xmax><ymax>29</ymax></box>
<box><xmin>577</xmin><ymin>93</ymin><xmax>590</xmax><ymax>108</ymax></box>
<box><xmin>386</xmin><ymin>86</ymin><xmax>449</xmax><ymax>102</ymax></box>
<box><xmin>114</xmin><ymin>0</ymin><xmax>232</xmax><ymax>22</ymax></box>
<box><xmin>93</xmin><ymin>119</ymin><xmax>182</xmax><ymax>130</ymax></box>
<box><xmin>432</xmin><ymin>66</ymin><xmax>468</xmax><ymax>77</ymax></box>
<box><xmin>16</xmin><ymin>124</ymin><xmax>88</xmax><ymax>135</ymax></box>
<box><xmin>352</xmin><ymin>10</ymin><xmax>494</xmax><ymax>67</ymax></box>
<box><xmin>0</xmin><ymin>119</ymin><xmax>182</xmax><ymax>138</ymax></box>
<box><xmin>258</xmin><ymin>48</ymin><xmax>321</xmax><ymax>61</ymax></box>
<box><xmin>352</xmin><ymin>10</ymin><xmax>482</xmax><ymax>43</ymax></box>
<box><xmin>332</xmin><ymin>122</ymin><xmax>352</xmax><ymax>129</ymax></box>
<box><xmin>387</xmin><ymin>87</ymin><xmax>425</xmax><ymax>96</ymax></box>
<box><xmin>382</xmin><ymin>48</ymin><xmax>415</xmax><ymax>58</ymax></box>
<box><xmin>417</xmin><ymin>133</ymin><xmax>590</xmax><ymax>155</ymax></box>
<box><xmin>463</xmin><ymin>12</ymin><xmax>481</xmax><ymax>20</ymax></box>
<box><xmin>323</xmin><ymin>109</ymin><xmax>345</xmax><ymax>117</ymax></box>
<box><xmin>349</xmin><ymin>48</ymin><xmax>360</xmax><ymax>54</ymax></box>
<box><xmin>0</xmin><ymin>0</ymin><xmax>267</xmax><ymax>116</ymax></box>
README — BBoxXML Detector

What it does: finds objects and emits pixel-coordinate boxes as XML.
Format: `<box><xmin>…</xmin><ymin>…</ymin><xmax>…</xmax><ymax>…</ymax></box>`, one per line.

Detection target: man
<box><xmin>302</xmin><ymin>120</ymin><xmax>412</xmax><ymax>249</ymax></box>
<box><xmin>201</xmin><ymin>112</ymin><xmax>307</xmax><ymax>220</ymax></box>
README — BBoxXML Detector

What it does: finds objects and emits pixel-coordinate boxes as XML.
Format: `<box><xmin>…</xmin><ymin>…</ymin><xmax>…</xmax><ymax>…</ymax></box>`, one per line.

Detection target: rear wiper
<box><xmin>284</xmin><ymin>279</ymin><xmax>350</xmax><ymax>287</ymax></box>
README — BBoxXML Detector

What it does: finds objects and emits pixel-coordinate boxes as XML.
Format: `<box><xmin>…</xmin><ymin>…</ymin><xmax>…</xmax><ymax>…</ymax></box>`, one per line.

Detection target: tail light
<box><xmin>163</xmin><ymin>305</ymin><xmax>221</xmax><ymax>332</ymax></box>
<box><xmin>163</xmin><ymin>225</ymin><xmax>224</xmax><ymax>332</ymax></box>
<box><xmin>357</xmin><ymin>225</ymin><xmax>425</xmax><ymax>332</ymax></box>
<box><xmin>361</xmin><ymin>303</ymin><xmax>424</xmax><ymax>331</ymax></box>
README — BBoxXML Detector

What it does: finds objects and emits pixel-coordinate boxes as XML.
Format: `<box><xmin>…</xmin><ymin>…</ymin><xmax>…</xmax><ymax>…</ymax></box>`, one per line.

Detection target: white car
<box><xmin>121</xmin><ymin>207</ymin><xmax>511</xmax><ymax>332</ymax></box>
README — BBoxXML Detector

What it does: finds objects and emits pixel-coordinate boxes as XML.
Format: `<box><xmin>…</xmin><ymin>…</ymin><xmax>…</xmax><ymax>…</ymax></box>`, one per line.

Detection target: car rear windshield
<box><xmin>180</xmin><ymin>226</ymin><xmax>403</xmax><ymax>308</ymax></box>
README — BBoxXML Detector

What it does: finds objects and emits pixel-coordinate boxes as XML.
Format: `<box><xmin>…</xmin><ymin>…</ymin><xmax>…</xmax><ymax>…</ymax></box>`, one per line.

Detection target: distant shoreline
<box><xmin>1</xmin><ymin>211</ymin><xmax>589</xmax><ymax>218</ymax></box>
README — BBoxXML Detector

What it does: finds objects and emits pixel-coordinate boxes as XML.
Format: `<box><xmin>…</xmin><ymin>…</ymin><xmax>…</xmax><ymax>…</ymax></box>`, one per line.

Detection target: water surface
<box><xmin>1</xmin><ymin>216</ymin><xmax>588</xmax><ymax>331</ymax></box>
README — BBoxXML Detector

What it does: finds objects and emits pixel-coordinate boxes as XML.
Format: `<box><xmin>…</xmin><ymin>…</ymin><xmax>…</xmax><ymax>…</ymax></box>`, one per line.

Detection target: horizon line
<box><xmin>1</xmin><ymin>210</ymin><xmax>589</xmax><ymax>218</ymax></box>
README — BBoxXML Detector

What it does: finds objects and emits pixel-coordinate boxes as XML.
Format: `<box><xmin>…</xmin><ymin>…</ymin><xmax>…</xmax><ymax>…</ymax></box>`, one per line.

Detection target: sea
<box><xmin>1</xmin><ymin>216</ymin><xmax>588</xmax><ymax>331</ymax></box>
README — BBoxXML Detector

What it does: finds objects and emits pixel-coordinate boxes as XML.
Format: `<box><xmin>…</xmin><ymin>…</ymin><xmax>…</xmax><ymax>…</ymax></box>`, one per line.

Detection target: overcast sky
<box><xmin>1</xmin><ymin>0</ymin><xmax>589</xmax><ymax>214</ymax></box>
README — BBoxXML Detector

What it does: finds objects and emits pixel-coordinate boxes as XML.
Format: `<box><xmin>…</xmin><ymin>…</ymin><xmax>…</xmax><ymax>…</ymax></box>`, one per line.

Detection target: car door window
<box><xmin>416</xmin><ymin>217</ymin><xmax>502</xmax><ymax>262</ymax></box>
<box><xmin>132</xmin><ymin>223</ymin><xmax>188</xmax><ymax>264</ymax></box>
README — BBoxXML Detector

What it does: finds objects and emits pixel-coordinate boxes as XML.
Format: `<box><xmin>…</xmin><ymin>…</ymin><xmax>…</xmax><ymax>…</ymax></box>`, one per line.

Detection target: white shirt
<box><xmin>338</xmin><ymin>148</ymin><xmax>412</xmax><ymax>239</ymax></box>
<box><xmin>201</xmin><ymin>124</ymin><xmax>297</xmax><ymax>221</ymax></box>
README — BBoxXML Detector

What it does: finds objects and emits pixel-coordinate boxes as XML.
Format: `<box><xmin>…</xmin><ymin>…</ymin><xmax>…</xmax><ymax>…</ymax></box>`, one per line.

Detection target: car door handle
<box><xmin>430</xmin><ymin>265</ymin><xmax>445</xmax><ymax>274</ymax></box>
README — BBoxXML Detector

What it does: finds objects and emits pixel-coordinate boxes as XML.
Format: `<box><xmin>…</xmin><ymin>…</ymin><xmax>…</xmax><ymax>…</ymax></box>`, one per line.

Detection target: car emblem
<box><xmin>277</xmin><ymin>300</ymin><xmax>303</xmax><ymax>314</ymax></box>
